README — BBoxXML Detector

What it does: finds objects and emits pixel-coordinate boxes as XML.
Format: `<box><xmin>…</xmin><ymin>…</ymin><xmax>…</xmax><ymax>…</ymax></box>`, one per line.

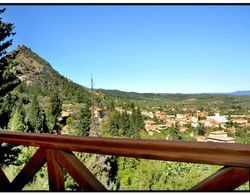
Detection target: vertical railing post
<box><xmin>46</xmin><ymin>149</ymin><xmax>65</xmax><ymax>191</ymax></box>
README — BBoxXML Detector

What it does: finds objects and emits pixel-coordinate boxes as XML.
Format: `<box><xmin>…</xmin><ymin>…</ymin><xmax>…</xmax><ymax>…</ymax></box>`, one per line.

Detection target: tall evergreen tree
<box><xmin>51</xmin><ymin>93</ymin><xmax>62</xmax><ymax>117</ymax></box>
<box><xmin>0</xmin><ymin>93</ymin><xmax>16</xmax><ymax>128</ymax></box>
<box><xmin>135</xmin><ymin>107</ymin><xmax>144</xmax><ymax>130</ymax></box>
<box><xmin>0</xmin><ymin>8</ymin><xmax>20</xmax><ymax>96</ymax></box>
<box><xmin>198</xmin><ymin>126</ymin><xmax>206</xmax><ymax>136</ymax></box>
<box><xmin>0</xmin><ymin>8</ymin><xmax>20</xmax><ymax>166</ymax></box>
<box><xmin>0</xmin><ymin>8</ymin><xmax>19</xmax><ymax>127</ymax></box>
<box><xmin>109</xmin><ymin>116</ymin><xmax>116</xmax><ymax>135</ymax></box>
<box><xmin>8</xmin><ymin>107</ymin><xmax>25</xmax><ymax>131</ymax></box>
<box><xmin>109</xmin><ymin>111</ymin><xmax>120</xmax><ymax>136</ymax></box>
<box><xmin>120</xmin><ymin>111</ymin><xmax>130</xmax><ymax>136</ymax></box>
<box><xmin>40</xmin><ymin>110</ymin><xmax>49</xmax><ymax>133</ymax></box>
<box><xmin>49</xmin><ymin>93</ymin><xmax>62</xmax><ymax>133</ymax></box>
<box><xmin>109</xmin><ymin>99</ymin><xmax>115</xmax><ymax>111</ymax></box>
<box><xmin>79</xmin><ymin>103</ymin><xmax>91</xmax><ymax>136</ymax></box>
<box><xmin>129</xmin><ymin>108</ymin><xmax>143</xmax><ymax>139</ymax></box>
<box><xmin>27</xmin><ymin>95</ymin><xmax>42</xmax><ymax>132</ymax></box>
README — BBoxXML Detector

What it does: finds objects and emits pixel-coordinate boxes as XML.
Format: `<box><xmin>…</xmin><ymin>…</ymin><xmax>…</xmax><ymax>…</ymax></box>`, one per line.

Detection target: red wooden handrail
<box><xmin>0</xmin><ymin>131</ymin><xmax>249</xmax><ymax>191</ymax></box>
<box><xmin>0</xmin><ymin>131</ymin><xmax>250</xmax><ymax>167</ymax></box>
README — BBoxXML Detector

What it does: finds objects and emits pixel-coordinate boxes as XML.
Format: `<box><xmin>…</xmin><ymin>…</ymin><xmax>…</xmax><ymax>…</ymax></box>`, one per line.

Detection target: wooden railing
<box><xmin>0</xmin><ymin>131</ymin><xmax>250</xmax><ymax>191</ymax></box>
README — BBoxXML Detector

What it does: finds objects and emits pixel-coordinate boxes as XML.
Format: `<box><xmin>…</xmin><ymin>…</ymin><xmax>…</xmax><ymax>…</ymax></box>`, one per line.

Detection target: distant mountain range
<box><xmin>215</xmin><ymin>91</ymin><xmax>250</xmax><ymax>96</ymax></box>
<box><xmin>98</xmin><ymin>89</ymin><xmax>250</xmax><ymax>99</ymax></box>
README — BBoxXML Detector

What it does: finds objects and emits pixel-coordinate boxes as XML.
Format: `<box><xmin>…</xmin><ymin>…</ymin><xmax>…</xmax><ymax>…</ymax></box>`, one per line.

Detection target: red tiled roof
<box><xmin>144</xmin><ymin>121</ymin><xmax>156</xmax><ymax>125</ymax></box>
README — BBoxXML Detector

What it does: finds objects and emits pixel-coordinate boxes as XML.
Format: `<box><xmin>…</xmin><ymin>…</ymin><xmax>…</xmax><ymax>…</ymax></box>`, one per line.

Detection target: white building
<box><xmin>141</xmin><ymin>111</ymin><xmax>154</xmax><ymax>118</ymax></box>
<box><xmin>206</xmin><ymin>113</ymin><xmax>228</xmax><ymax>124</ymax></box>
<box><xmin>191</xmin><ymin>122</ymin><xmax>199</xmax><ymax>128</ymax></box>
<box><xmin>190</xmin><ymin>116</ymin><xmax>198</xmax><ymax>123</ymax></box>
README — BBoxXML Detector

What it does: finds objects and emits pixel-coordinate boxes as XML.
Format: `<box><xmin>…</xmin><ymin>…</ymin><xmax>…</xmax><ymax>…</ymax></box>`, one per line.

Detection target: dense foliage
<box><xmin>0</xmin><ymin>8</ymin><xmax>21</xmax><ymax>167</ymax></box>
<box><xmin>78</xmin><ymin>102</ymin><xmax>91</xmax><ymax>136</ymax></box>
<box><xmin>0</xmin><ymin>8</ymin><xmax>249</xmax><ymax>191</ymax></box>
<box><xmin>107</xmin><ymin>108</ymin><xmax>143</xmax><ymax>138</ymax></box>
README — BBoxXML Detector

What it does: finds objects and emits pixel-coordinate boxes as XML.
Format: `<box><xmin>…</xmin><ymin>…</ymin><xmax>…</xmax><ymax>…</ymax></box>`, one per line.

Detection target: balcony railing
<box><xmin>0</xmin><ymin>131</ymin><xmax>249</xmax><ymax>191</ymax></box>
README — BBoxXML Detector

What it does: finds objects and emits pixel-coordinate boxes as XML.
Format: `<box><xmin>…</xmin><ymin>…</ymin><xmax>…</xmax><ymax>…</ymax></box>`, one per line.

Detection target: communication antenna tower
<box><xmin>91</xmin><ymin>74</ymin><xmax>103</xmax><ymax>162</ymax></box>
<box><xmin>90</xmin><ymin>74</ymin><xmax>99</xmax><ymax>136</ymax></box>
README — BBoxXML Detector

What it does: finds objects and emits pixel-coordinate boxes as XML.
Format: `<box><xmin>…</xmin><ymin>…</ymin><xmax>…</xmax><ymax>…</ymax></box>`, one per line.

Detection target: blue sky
<box><xmin>2</xmin><ymin>5</ymin><xmax>250</xmax><ymax>93</ymax></box>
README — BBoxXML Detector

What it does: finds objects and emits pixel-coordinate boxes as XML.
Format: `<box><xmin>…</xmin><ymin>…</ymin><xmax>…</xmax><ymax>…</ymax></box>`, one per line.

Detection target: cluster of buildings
<box><xmin>142</xmin><ymin>109</ymin><xmax>250</xmax><ymax>143</ymax></box>
<box><xmin>59</xmin><ymin>104</ymin><xmax>249</xmax><ymax>143</ymax></box>
<box><xmin>116</xmin><ymin>107</ymin><xmax>250</xmax><ymax>130</ymax></box>
<box><xmin>230</xmin><ymin>115</ymin><xmax>250</xmax><ymax>128</ymax></box>
<box><xmin>143</xmin><ymin>111</ymin><xmax>229</xmax><ymax>133</ymax></box>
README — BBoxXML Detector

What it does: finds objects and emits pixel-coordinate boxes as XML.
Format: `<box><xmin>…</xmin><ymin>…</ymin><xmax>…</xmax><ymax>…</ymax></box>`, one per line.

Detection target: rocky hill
<box><xmin>6</xmin><ymin>44</ymin><xmax>90</xmax><ymax>101</ymax></box>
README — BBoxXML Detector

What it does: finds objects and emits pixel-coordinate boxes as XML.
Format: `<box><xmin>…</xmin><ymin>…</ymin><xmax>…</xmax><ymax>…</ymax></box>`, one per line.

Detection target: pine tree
<box><xmin>40</xmin><ymin>110</ymin><xmax>49</xmax><ymax>133</ymax></box>
<box><xmin>49</xmin><ymin>93</ymin><xmax>62</xmax><ymax>133</ymax></box>
<box><xmin>0</xmin><ymin>9</ymin><xmax>20</xmax><ymax>166</ymax></box>
<box><xmin>170</xmin><ymin>125</ymin><xmax>182</xmax><ymax>140</ymax></box>
<box><xmin>0</xmin><ymin>93</ymin><xmax>16</xmax><ymax>128</ymax></box>
<box><xmin>109</xmin><ymin>111</ymin><xmax>120</xmax><ymax>136</ymax></box>
<box><xmin>129</xmin><ymin>108</ymin><xmax>143</xmax><ymax>139</ymax></box>
<box><xmin>109</xmin><ymin>99</ymin><xmax>115</xmax><ymax>111</ymax></box>
<box><xmin>120</xmin><ymin>111</ymin><xmax>130</xmax><ymax>137</ymax></box>
<box><xmin>135</xmin><ymin>107</ymin><xmax>144</xmax><ymax>130</ymax></box>
<box><xmin>0</xmin><ymin>8</ymin><xmax>20</xmax><ymax>96</ymax></box>
<box><xmin>8</xmin><ymin>107</ymin><xmax>25</xmax><ymax>131</ymax></box>
<box><xmin>198</xmin><ymin>126</ymin><xmax>206</xmax><ymax>136</ymax></box>
<box><xmin>109</xmin><ymin>117</ymin><xmax>118</xmax><ymax>136</ymax></box>
<box><xmin>27</xmin><ymin>95</ymin><xmax>42</xmax><ymax>132</ymax></box>
<box><xmin>51</xmin><ymin>93</ymin><xmax>62</xmax><ymax>117</ymax></box>
<box><xmin>79</xmin><ymin>104</ymin><xmax>91</xmax><ymax>136</ymax></box>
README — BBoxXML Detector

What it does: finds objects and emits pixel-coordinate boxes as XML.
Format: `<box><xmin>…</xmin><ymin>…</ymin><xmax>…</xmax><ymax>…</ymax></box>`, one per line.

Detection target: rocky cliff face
<box><xmin>6</xmin><ymin>44</ymin><xmax>90</xmax><ymax>99</ymax></box>
<box><xmin>8</xmin><ymin>44</ymin><xmax>59</xmax><ymax>87</ymax></box>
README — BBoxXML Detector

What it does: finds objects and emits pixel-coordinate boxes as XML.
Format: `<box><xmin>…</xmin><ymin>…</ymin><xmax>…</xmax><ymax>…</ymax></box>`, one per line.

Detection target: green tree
<box><xmin>130</xmin><ymin>102</ymin><xmax>135</xmax><ymax>109</ymax></box>
<box><xmin>75</xmin><ymin>88</ymin><xmax>88</xmax><ymax>103</ymax></box>
<box><xmin>8</xmin><ymin>107</ymin><xmax>25</xmax><ymax>131</ymax></box>
<box><xmin>0</xmin><ymin>8</ymin><xmax>20</xmax><ymax>167</ymax></box>
<box><xmin>0</xmin><ymin>8</ymin><xmax>20</xmax><ymax>96</ymax></box>
<box><xmin>0</xmin><ymin>93</ymin><xmax>17</xmax><ymax>128</ymax></box>
<box><xmin>169</xmin><ymin>125</ymin><xmax>182</xmax><ymax>140</ymax></box>
<box><xmin>129</xmin><ymin>108</ymin><xmax>143</xmax><ymax>139</ymax></box>
<box><xmin>108</xmin><ymin>99</ymin><xmax>115</xmax><ymax>111</ymax></box>
<box><xmin>198</xmin><ymin>126</ymin><xmax>206</xmax><ymax>136</ymax></box>
<box><xmin>108</xmin><ymin>111</ymin><xmax>120</xmax><ymax>136</ymax></box>
<box><xmin>135</xmin><ymin>107</ymin><xmax>144</xmax><ymax>130</ymax></box>
<box><xmin>40</xmin><ymin>110</ymin><xmax>49</xmax><ymax>133</ymax></box>
<box><xmin>117</xmin><ymin>157</ymin><xmax>140</xmax><ymax>190</ymax></box>
<box><xmin>48</xmin><ymin>93</ymin><xmax>62</xmax><ymax>133</ymax></box>
<box><xmin>26</xmin><ymin>95</ymin><xmax>42</xmax><ymax>132</ymax></box>
<box><xmin>119</xmin><ymin>111</ymin><xmax>130</xmax><ymax>136</ymax></box>
<box><xmin>50</xmin><ymin>93</ymin><xmax>62</xmax><ymax>117</ymax></box>
<box><xmin>78</xmin><ymin>104</ymin><xmax>91</xmax><ymax>136</ymax></box>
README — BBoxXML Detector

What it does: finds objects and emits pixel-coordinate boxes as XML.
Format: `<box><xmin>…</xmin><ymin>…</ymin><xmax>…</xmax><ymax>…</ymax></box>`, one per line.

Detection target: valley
<box><xmin>1</xmin><ymin>44</ymin><xmax>250</xmax><ymax>191</ymax></box>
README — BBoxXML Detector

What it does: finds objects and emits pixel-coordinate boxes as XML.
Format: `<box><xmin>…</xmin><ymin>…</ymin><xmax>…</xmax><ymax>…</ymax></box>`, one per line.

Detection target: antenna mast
<box><xmin>91</xmin><ymin>75</ymin><xmax>103</xmax><ymax>162</ymax></box>
<box><xmin>90</xmin><ymin>74</ymin><xmax>98</xmax><ymax>135</ymax></box>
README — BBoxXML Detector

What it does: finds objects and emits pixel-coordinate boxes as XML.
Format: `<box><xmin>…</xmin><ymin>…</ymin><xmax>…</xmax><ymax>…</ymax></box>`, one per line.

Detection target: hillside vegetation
<box><xmin>0</xmin><ymin>45</ymin><xmax>249</xmax><ymax>191</ymax></box>
<box><xmin>7</xmin><ymin>45</ymin><xmax>90</xmax><ymax>102</ymax></box>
